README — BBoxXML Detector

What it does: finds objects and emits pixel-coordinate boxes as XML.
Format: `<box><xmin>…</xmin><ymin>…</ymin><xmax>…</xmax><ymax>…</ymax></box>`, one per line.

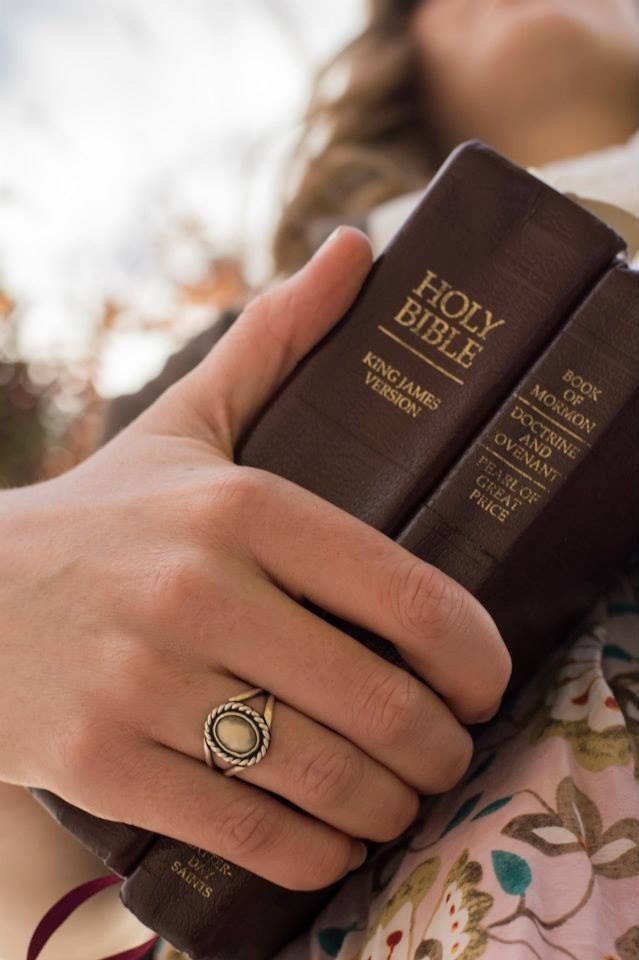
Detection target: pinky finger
<box><xmin>98</xmin><ymin>739</ymin><xmax>366</xmax><ymax>892</ymax></box>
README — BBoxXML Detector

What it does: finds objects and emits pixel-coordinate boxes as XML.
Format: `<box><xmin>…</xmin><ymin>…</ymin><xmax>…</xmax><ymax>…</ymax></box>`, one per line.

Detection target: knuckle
<box><xmin>59</xmin><ymin>716</ymin><xmax>96</xmax><ymax>776</ymax></box>
<box><xmin>388</xmin><ymin>558</ymin><xmax>463</xmax><ymax>642</ymax></box>
<box><xmin>240</xmin><ymin>288</ymin><xmax>302</xmax><ymax>368</ymax></box>
<box><xmin>354</xmin><ymin>666</ymin><xmax>416</xmax><ymax>748</ymax></box>
<box><xmin>437</xmin><ymin>576</ymin><xmax>469</xmax><ymax>638</ymax></box>
<box><xmin>142</xmin><ymin>556</ymin><xmax>204</xmax><ymax>622</ymax></box>
<box><xmin>60</xmin><ymin>709</ymin><xmax>114</xmax><ymax>784</ymax></box>
<box><xmin>240</xmin><ymin>290</ymin><xmax>269</xmax><ymax>321</ymax></box>
<box><xmin>493</xmin><ymin>643</ymin><xmax>514</xmax><ymax>698</ymax></box>
<box><xmin>460</xmin><ymin>632</ymin><xmax>513</xmax><ymax>724</ymax></box>
<box><xmin>207</xmin><ymin>466</ymin><xmax>279</xmax><ymax>547</ymax></box>
<box><xmin>306</xmin><ymin>839</ymin><xmax>358</xmax><ymax>891</ymax></box>
<box><xmin>375</xmin><ymin>790</ymin><xmax>421</xmax><ymax>842</ymax></box>
<box><xmin>75</xmin><ymin>732</ymin><xmax>143</xmax><ymax>820</ymax></box>
<box><xmin>293</xmin><ymin>742</ymin><xmax>356</xmax><ymax>808</ymax></box>
<box><xmin>252</xmin><ymin>281</ymin><xmax>305</xmax><ymax>368</ymax></box>
<box><xmin>433</xmin><ymin>728</ymin><xmax>474</xmax><ymax>793</ymax></box>
<box><xmin>210</xmin><ymin>466</ymin><xmax>265</xmax><ymax>518</ymax></box>
<box><xmin>217</xmin><ymin>796</ymin><xmax>279</xmax><ymax>861</ymax></box>
<box><xmin>468</xmin><ymin>674</ymin><xmax>511</xmax><ymax>724</ymax></box>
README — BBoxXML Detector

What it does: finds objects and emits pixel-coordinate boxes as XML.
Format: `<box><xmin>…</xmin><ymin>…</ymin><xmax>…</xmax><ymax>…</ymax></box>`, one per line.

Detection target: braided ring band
<box><xmin>202</xmin><ymin>686</ymin><xmax>275</xmax><ymax>777</ymax></box>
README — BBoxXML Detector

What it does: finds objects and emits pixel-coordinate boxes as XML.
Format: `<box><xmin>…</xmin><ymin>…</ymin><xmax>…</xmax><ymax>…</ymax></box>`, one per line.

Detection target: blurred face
<box><xmin>409</xmin><ymin>0</ymin><xmax>639</xmax><ymax>156</ymax></box>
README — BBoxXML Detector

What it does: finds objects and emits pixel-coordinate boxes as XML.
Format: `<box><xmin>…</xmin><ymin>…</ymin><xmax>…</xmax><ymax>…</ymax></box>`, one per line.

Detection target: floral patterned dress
<box><xmin>261</xmin><ymin>550</ymin><xmax>639</xmax><ymax>960</ymax></box>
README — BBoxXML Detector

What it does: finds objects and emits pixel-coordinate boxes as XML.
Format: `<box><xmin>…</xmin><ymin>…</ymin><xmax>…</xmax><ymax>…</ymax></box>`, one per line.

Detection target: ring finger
<box><xmin>144</xmin><ymin>667</ymin><xmax>421</xmax><ymax>844</ymax></box>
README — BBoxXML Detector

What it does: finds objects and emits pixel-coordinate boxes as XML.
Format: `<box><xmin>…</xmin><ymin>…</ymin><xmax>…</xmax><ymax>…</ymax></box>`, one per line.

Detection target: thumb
<box><xmin>166</xmin><ymin>225</ymin><xmax>373</xmax><ymax>456</ymax></box>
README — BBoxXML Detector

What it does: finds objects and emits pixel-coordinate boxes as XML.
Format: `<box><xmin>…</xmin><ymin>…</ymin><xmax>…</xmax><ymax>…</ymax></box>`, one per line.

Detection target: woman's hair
<box><xmin>270</xmin><ymin>0</ymin><xmax>448</xmax><ymax>278</ymax></box>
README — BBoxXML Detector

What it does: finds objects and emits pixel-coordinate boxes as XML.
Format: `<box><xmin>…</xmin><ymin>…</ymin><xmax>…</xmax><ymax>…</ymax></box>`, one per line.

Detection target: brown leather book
<box><xmin>27</xmin><ymin>141</ymin><xmax>632</xmax><ymax>960</ymax></box>
<box><xmin>234</xmin><ymin>140</ymin><xmax>624</xmax><ymax>536</ymax></box>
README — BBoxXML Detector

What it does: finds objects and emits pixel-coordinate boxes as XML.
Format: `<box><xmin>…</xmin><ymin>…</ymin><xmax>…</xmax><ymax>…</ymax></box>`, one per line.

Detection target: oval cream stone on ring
<box><xmin>214</xmin><ymin>713</ymin><xmax>259</xmax><ymax>757</ymax></box>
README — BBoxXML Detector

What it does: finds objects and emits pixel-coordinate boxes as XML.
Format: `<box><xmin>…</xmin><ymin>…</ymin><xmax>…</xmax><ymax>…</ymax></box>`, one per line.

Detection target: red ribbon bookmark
<box><xmin>26</xmin><ymin>873</ymin><xmax>160</xmax><ymax>960</ymax></box>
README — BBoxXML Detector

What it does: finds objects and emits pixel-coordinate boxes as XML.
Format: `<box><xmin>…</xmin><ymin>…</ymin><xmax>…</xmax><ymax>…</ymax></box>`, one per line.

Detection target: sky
<box><xmin>0</xmin><ymin>0</ymin><xmax>366</xmax><ymax>394</ymax></box>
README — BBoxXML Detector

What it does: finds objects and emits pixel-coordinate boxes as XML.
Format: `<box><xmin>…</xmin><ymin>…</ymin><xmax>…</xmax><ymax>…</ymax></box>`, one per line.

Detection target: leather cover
<box><xmin>28</xmin><ymin>140</ymin><xmax>634</xmax><ymax>960</ymax></box>
<box><xmin>236</xmin><ymin>139</ymin><xmax>624</xmax><ymax>537</ymax></box>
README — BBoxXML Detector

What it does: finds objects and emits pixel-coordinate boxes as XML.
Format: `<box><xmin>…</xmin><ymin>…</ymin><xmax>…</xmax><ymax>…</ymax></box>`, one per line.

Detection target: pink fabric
<box><xmin>26</xmin><ymin>873</ymin><xmax>159</xmax><ymax>960</ymax></box>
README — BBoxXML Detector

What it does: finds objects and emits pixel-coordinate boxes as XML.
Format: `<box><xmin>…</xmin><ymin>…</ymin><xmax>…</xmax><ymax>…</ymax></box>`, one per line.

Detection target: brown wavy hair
<box><xmin>270</xmin><ymin>0</ymin><xmax>449</xmax><ymax>278</ymax></box>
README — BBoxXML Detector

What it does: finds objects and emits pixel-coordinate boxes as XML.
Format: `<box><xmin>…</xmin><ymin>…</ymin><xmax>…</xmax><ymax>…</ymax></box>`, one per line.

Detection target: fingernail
<box><xmin>348</xmin><ymin>841</ymin><xmax>368</xmax><ymax>872</ymax></box>
<box><xmin>469</xmin><ymin>705</ymin><xmax>498</xmax><ymax>725</ymax></box>
<box><xmin>313</xmin><ymin>225</ymin><xmax>343</xmax><ymax>257</ymax></box>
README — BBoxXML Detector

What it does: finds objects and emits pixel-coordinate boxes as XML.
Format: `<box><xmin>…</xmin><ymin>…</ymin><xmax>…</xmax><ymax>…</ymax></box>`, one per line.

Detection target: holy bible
<box><xmin>27</xmin><ymin>141</ymin><xmax>637</xmax><ymax>960</ymax></box>
<box><xmin>233</xmin><ymin>140</ymin><xmax>624</xmax><ymax>535</ymax></box>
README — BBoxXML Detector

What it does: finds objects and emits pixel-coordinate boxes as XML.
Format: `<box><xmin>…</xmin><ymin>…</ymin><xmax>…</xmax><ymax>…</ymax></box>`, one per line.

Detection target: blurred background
<box><xmin>0</xmin><ymin>0</ymin><xmax>365</xmax><ymax>484</ymax></box>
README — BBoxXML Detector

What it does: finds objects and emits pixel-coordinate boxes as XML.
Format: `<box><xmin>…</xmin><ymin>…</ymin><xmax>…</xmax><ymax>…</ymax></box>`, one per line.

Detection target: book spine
<box><xmin>396</xmin><ymin>261</ymin><xmax>639</xmax><ymax>690</ymax></box>
<box><xmin>236</xmin><ymin>140</ymin><xmax>625</xmax><ymax>538</ymax></box>
<box><xmin>119</xmin><ymin>836</ymin><xmax>341</xmax><ymax>960</ymax></box>
<box><xmin>109</xmin><ymin>263</ymin><xmax>639</xmax><ymax>960</ymax></box>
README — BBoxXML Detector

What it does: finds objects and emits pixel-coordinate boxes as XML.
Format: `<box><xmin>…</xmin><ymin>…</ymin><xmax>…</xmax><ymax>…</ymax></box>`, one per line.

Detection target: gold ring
<box><xmin>202</xmin><ymin>686</ymin><xmax>275</xmax><ymax>777</ymax></box>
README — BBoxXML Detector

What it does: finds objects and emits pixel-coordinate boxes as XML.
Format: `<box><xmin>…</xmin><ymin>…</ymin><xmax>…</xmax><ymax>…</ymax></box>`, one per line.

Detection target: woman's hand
<box><xmin>0</xmin><ymin>226</ymin><xmax>511</xmax><ymax>891</ymax></box>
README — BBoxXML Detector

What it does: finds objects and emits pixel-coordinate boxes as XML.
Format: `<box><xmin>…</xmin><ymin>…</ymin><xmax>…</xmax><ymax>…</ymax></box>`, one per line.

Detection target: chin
<box><xmin>458</xmin><ymin>4</ymin><xmax>625</xmax><ymax>110</ymax></box>
<box><xmin>478</xmin><ymin>2</ymin><xmax>604</xmax><ymax>60</ymax></box>
<box><xmin>416</xmin><ymin>0</ymin><xmax>639</xmax><ymax>145</ymax></box>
